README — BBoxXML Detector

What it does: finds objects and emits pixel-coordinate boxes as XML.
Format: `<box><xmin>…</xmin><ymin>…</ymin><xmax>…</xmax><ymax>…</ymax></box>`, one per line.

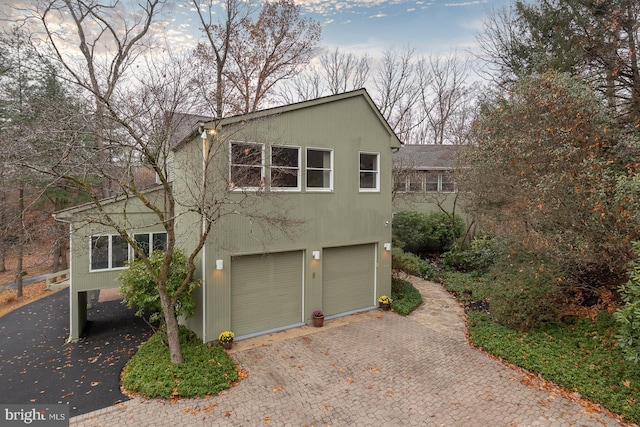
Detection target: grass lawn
<box><xmin>121</xmin><ymin>326</ymin><xmax>238</xmax><ymax>399</ymax></box>
<box><xmin>441</xmin><ymin>271</ymin><xmax>640</xmax><ymax>425</ymax></box>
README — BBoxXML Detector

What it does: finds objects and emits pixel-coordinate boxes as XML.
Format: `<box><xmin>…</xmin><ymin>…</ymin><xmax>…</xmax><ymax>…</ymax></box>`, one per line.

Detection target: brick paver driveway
<box><xmin>71</xmin><ymin>279</ymin><xmax>627</xmax><ymax>427</ymax></box>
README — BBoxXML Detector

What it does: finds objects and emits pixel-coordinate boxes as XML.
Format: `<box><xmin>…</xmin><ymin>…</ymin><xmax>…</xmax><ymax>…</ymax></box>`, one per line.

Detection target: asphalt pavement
<box><xmin>0</xmin><ymin>288</ymin><xmax>153</xmax><ymax>417</ymax></box>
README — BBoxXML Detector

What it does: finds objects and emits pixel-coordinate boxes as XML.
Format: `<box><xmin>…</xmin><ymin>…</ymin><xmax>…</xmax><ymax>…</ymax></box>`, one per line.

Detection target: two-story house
<box><xmin>55</xmin><ymin>89</ymin><xmax>401</xmax><ymax>343</ymax></box>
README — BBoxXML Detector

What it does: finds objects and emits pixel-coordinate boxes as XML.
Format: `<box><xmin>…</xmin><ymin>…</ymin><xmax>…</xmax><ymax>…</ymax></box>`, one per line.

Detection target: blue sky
<box><xmin>302</xmin><ymin>0</ymin><xmax>512</xmax><ymax>56</ymax></box>
<box><xmin>166</xmin><ymin>0</ymin><xmax>513</xmax><ymax>59</ymax></box>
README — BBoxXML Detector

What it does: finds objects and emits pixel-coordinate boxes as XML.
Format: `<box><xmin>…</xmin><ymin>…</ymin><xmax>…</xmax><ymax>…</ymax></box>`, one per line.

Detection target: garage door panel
<box><xmin>231</xmin><ymin>251</ymin><xmax>303</xmax><ymax>337</ymax></box>
<box><xmin>323</xmin><ymin>244</ymin><xmax>375</xmax><ymax>316</ymax></box>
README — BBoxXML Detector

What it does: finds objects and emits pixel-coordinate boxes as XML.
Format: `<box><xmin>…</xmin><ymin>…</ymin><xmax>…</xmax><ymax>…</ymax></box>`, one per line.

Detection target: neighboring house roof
<box><xmin>175</xmin><ymin>88</ymin><xmax>401</xmax><ymax>150</ymax></box>
<box><xmin>394</xmin><ymin>144</ymin><xmax>464</xmax><ymax>171</ymax></box>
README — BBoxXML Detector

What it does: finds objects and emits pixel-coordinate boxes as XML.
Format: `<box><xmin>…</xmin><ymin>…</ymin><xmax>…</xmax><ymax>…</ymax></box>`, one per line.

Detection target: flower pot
<box><xmin>380</xmin><ymin>303</ymin><xmax>391</xmax><ymax>311</ymax></box>
<box><xmin>313</xmin><ymin>316</ymin><xmax>324</xmax><ymax>327</ymax></box>
<box><xmin>222</xmin><ymin>341</ymin><xmax>233</xmax><ymax>350</ymax></box>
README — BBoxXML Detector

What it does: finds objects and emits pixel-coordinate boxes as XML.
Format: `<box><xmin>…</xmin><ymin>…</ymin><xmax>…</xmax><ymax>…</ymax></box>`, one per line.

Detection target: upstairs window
<box><xmin>90</xmin><ymin>235</ymin><xmax>129</xmax><ymax>271</ymax></box>
<box><xmin>230</xmin><ymin>142</ymin><xmax>264</xmax><ymax>189</ymax></box>
<box><xmin>271</xmin><ymin>146</ymin><xmax>300</xmax><ymax>190</ymax></box>
<box><xmin>133</xmin><ymin>232</ymin><xmax>168</xmax><ymax>259</ymax></box>
<box><xmin>306</xmin><ymin>148</ymin><xmax>333</xmax><ymax>191</ymax></box>
<box><xmin>359</xmin><ymin>152</ymin><xmax>379</xmax><ymax>191</ymax></box>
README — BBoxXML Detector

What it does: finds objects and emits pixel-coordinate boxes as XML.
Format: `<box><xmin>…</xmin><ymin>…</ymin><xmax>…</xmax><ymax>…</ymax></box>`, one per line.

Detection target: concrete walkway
<box><xmin>70</xmin><ymin>277</ymin><xmax>629</xmax><ymax>427</ymax></box>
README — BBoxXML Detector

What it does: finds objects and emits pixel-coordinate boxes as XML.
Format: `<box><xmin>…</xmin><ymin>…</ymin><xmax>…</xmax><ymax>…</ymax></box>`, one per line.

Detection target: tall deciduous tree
<box><xmin>26</xmin><ymin>0</ymin><xmax>296</xmax><ymax>365</ymax></box>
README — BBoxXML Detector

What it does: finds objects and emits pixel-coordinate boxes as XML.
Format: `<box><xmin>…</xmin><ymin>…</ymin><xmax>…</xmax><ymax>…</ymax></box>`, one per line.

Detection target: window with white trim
<box><xmin>230</xmin><ymin>141</ymin><xmax>264</xmax><ymax>189</ymax></box>
<box><xmin>90</xmin><ymin>235</ymin><xmax>129</xmax><ymax>271</ymax></box>
<box><xmin>306</xmin><ymin>148</ymin><xmax>333</xmax><ymax>191</ymax></box>
<box><xmin>359</xmin><ymin>152</ymin><xmax>379</xmax><ymax>191</ymax></box>
<box><xmin>133</xmin><ymin>232</ymin><xmax>168</xmax><ymax>259</ymax></box>
<box><xmin>270</xmin><ymin>146</ymin><xmax>300</xmax><ymax>190</ymax></box>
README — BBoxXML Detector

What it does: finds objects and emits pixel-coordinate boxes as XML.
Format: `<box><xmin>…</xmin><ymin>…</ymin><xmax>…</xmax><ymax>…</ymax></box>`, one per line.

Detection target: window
<box><xmin>408</xmin><ymin>172</ymin><xmax>423</xmax><ymax>193</ymax></box>
<box><xmin>441</xmin><ymin>172</ymin><xmax>455</xmax><ymax>193</ymax></box>
<box><xmin>359</xmin><ymin>152</ymin><xmax>379</xmax><ymax>191</ymax></box>
<box><xmin>90</xmin><ymin>235</ymin><xmax>129</xmax><ymax>271</ymax></box>
<box><xmin>271</xmin><ymin>146</ymin><xmax>300</xmax><ymax>190</ymax></box>
<box><xmin>425</xmin><ymin>171</ymin><xmax>439</xmax><ymax>193</ymax></box>
<box><xmin>230</xmin><ymin>142</ymin><xmax>264</xmax><ymax>189</ymax></box>
<box><xmin>306</xmin><ymin>148</ymin><xmax>333</xmax><ymax>191</ymax></box>
<box><xmin>133</xmin><ymin>232</ymin><xmax>168</xmax><ymax>259</ymax></box>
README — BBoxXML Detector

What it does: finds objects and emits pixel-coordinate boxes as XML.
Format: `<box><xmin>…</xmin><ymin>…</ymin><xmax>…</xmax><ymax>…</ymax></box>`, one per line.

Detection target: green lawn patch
<box><xmin>391</xmin><ymin>277</ymin><xmax>423</xmax><ymax>315</ymax></box>
<box><xmin>121</xmin><ymin>326</ymin><xmax>238</xmax><ymax>399</ymax></box>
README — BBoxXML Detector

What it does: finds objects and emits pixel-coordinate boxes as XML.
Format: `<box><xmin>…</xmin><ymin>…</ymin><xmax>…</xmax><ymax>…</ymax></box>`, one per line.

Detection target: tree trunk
<box><xmin>15</xmin><ymin>187</ymin><xmax>24</xmax><ymax>298</ymax></box>
<box><xmin>51</xmin><ymin>223</ymin><xmax>68</xmax><ymax>272</ymax></box>
<box><xmin>159</xmin><ymin>287</ymin><xmax>184</xmax><ymax>364</ymax></box>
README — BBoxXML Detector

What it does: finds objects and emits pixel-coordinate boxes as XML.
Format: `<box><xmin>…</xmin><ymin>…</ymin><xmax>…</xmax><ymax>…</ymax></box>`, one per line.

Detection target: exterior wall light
<box><xmin>384</xmin><ymin>243</ymin><xmax>392</xmax><ymax>251</ymax></box>
<box><xmin>312</xmin><ymin>251</ymin><xmax>321</xmax><ymax>260</ymax></box>
<box><xmin>216</xmin><ymin>259</ymin><xmax>224</xmax><ymax>270</ymax></box>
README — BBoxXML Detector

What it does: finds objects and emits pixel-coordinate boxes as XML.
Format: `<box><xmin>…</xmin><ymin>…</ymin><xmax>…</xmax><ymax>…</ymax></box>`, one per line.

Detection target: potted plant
<box><xmin>378</xmin><ymin>295</ymin><xmax>392</xmax><ymax>311</ymax></box>
<box><xmin>312</xmin><ymin>310</ymin><xmax>324</xmax><ymax>327</ymax></box>
<box><xmin>218</xmin><ymin>331</ymin><xmax>234</xmax><ymax>349</ymax></box>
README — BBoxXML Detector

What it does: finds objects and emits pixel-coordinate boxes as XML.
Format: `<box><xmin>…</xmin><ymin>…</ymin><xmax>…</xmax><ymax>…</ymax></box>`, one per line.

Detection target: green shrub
<box><xmin>121</xmin><ymin>326</ymin><xmax>238</xmax><ymax>398</ymax></box>
<box><xmin>118</xmin><ymin>249</ymin><xmax>199</xmax><ymax>324</ymax></box>
<box><xmin>393</xmin><ymin>211</ymin><xmax>465</xmax><ymax>253</ymax></box>
<box><xmin>391</xmin><ymin>278</ymin><xmax>423</xmax><ymax>315</ymax></box>
<box><xmin>615</xmin><ymin>241</ymin><xmax>640</xmax><ymax>363</ymax></box>
<box><xmin>485</xmin><ymin>255</ymin><xmax>562</xmax><ymax>331</ymax></box>
<box><xmin>392</xmin><ymin>247</ymin><xmax>435</xmax><ymax>279</ymax></box>
<box><xmin>441</xmin><ymin>235</ymin><xmax>502</xmax><ymax>273</ymax></box>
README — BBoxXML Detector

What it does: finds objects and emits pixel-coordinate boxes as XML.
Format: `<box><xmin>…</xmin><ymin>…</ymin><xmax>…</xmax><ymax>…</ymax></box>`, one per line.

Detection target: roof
<box><xmin>393</xmin><ymin>144</ymin><xmax>465</xmax><ymax>170</ymax></box>
<box><xmin>175</xmin><ymin>89</ymin><xmax>401</xmax><ymax>150</ymax></box>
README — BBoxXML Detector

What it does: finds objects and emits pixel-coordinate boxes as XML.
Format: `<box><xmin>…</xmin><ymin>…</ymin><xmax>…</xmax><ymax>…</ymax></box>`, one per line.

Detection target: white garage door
<box><xmin>231</xmin><ymin>251</ymin><xmax>303</xmax><ymax>337</ymax></box>
<box><xmin>323</xmin><ymin>244</ymin><xmax>376</xmax><ymax>317</ymax></box>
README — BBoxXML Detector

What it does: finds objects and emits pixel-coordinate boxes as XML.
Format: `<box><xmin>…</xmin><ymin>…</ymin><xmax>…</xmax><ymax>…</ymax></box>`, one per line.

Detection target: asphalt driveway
<box><xmin>71</xmin><ymin>278</ymin><xmax>627</xmax><ymax>427</ymax></box>
<box><xmin>0</xmin><ymin>287</ymin><xmax>153</xmax><ymax>418</ymax></box>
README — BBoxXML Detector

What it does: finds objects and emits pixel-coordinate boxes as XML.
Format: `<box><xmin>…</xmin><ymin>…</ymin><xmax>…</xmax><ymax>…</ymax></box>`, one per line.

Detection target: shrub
<box><xmin>441</xmin><ymin>235</ymin><xmax>502</xmax><ymax>273</ymax></box>
<box><xmin>485</xmin><ymin>255</ymin><xmax>562</xmax><ymax>331</ymax></box>
<box><xmin>118</xmin><ymin>249</ymin><xmax>199</xmax><ymax>324</ymax></box>
<box><xmin>392</xmin><ymin>247</ymin><xmax>435</xmax><ymax>279</ymax></box>
<box><xmin>391</xmin><ymin>278</ymin><xmax>423</xmax><ymax>315</ymax></box>
<box><xmin>393</xmin><ymin>211</ymin><xmax>465</xmax><ymax>254</ymax></box>
<box><xmin>615</xmin><ymin>241</ymin><xmax>640</xmax><ymax>363</ymax></box>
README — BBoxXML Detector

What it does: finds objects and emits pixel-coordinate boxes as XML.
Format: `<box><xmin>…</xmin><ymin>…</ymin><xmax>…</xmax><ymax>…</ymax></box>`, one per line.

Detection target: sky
<box><xmin>166</xmin><ymin>0</ymin><xmax>514</xmax><ymax>59</ymax></box>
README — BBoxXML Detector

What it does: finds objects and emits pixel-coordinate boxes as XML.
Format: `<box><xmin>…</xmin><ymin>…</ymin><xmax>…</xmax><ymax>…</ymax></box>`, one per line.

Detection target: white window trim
<box><xmin>359</xmin><ymin>151</ymin><xmax>380</xmax><ymax>192</ymax></box>
<box><xmin>305</xmin><ymin>147</ymin><xmax>334</xmax><ymax>192</ymax></box>
<box><xmin>229</xmin><ymin>141</ymin><xmax>265</xmax><ymax>191</ymax></box>
<box><xmin>89</xmin><ymin>234</ymin><xmax>130</xmax><ymax>272</ymax></box>
<box><xmin>270</xmin><ymin>145</ymin><xmax>301</xmax><ymax>192</ymax></box>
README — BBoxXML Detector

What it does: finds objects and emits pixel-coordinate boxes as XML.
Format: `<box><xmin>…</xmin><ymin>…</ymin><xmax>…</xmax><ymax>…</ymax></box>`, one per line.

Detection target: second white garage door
<box><xmin>231</xmin><ymin>251</ymin><xmax>303</xmax><ymax>337</ymax></box>
<box><xmin>322</xmin><ymin>244</ymin><xmax>376</xmax><ymax>317</ymax></box>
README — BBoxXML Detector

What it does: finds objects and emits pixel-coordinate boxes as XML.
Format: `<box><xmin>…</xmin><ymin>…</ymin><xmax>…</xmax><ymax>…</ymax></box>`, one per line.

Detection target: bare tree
<box><xmin>372</xmin><ymin>47</ymin><xmax>426</xmax><ymax>144</ymax></box>
<box><xmin>193</xmin><ymin>0</ymin><xmax>321</xmax><ymax>115</ymax></box>
<box><xmin>22</xmin><ymin>1</ymin><xmax>298</xmax><ymax>365</ymax></box>
<box><xmin>320</xmin><ymin>48</ymin><xmax>370</xmax><ymax>95</ymax></box>
<box><xmin>415</xmin><ymin>53</ymin><xmax>478</xmax><ymax>145</ymax></box>
<box><xmin>274</xmin><ymin>47</ymin><xmax>369</xmax><ymax>104</ymax></box>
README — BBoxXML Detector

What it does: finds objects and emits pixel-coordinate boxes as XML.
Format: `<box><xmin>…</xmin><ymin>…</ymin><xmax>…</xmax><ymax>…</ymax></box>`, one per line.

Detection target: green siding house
<box><xmin>392</xmin><ymin>144</ymin><xmax>464</xmax><ymax>214</ymax></box>
<box><xmin>55</xmin><ymin>89</ymin><xmax>401</xmax><ymax>343</ymax></box>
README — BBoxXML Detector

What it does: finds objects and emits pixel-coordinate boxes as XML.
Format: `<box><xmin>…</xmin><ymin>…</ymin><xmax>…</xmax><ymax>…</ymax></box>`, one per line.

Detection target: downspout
<box><xmin>201</xmin><ymin>129</ymin><xmax>210</xmax><ymax>343</ymax></box>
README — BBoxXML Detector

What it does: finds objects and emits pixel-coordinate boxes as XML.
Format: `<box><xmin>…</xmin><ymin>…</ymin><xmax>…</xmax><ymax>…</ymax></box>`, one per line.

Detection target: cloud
<box><xmin>443</xmin><ymin>0</ymin><xmax>487</xmax><ymax>6</ymax></box>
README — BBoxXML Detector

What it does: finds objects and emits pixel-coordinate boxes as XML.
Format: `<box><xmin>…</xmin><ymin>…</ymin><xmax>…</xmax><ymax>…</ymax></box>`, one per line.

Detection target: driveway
<box><xmin>0</xmin><ymin>288</ymin><xmax>153</xmax><ymax>418</ymax></box>
<box><xmin>71</xmin><ymin>278</ymin><xmax>627</xmax><ymax>427</ymax></box>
